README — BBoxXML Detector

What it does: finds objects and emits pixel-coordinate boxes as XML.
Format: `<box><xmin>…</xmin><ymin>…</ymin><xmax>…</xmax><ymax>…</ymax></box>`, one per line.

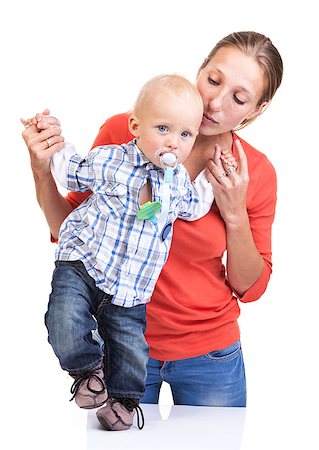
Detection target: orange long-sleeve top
<box><xmin>65</xmin><ymin>112</ymin><xmax>277</xmax><ymax>361</ymax></box>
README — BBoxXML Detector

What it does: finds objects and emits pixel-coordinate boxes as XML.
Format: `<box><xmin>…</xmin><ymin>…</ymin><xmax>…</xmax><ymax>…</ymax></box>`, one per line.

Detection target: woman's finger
<box><xmin>20</xmin><ymin>117</ymin><xmax>29</xmax><ymax>127</ymax></box>
<box><xmin>235</xmin><ymin>139</ymin><xmax>249</xmax><ymax>180</ymax></box>
<box><xmin>206</xmin><ymin>159</ymin><xmax>229</xmax><ymax>184</ymax></box>
<box><xmin>22</xmin><ymin>125</ymin><xmax>63</xmax><ymax>152</ymax></box>
<box><xmin>207</xmin><ymin>143</ymin><xmax>240</xmax><ymax>182</ymax></box>
<box><xmin>41</xmin><ymin>134</ymin><xmax>65</xmax><ymax>150</ymax></box>
<box><xmin>212</xmin><ymin>144</ymin><xmax>224</xmax><ymax>168</ymax></box>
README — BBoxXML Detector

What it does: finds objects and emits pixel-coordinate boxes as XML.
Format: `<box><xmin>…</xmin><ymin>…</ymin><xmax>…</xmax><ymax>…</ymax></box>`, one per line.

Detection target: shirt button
<box><xmin>161</xmin><ymin>222</ymin><xmax>172</xmax><ymax>241</ymax></box>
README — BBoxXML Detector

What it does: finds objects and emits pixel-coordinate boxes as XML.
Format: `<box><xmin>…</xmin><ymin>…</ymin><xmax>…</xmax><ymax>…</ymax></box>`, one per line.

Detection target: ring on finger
<box><xmin>226</xmin><ymin>166</ymin><xmax>236</xmax><ymax>174</ymax></box>
<box><xmin>46</xmin><ymin>138</ymin><xmax>52</xmax><ymax>148</ymax></box>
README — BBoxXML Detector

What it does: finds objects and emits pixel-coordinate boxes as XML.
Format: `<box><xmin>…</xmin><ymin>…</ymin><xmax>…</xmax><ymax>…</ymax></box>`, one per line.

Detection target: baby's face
<box><xmin>131</xmin><ymin>90</ymin><xmax>203</xmax><ymax>168</ymax></box>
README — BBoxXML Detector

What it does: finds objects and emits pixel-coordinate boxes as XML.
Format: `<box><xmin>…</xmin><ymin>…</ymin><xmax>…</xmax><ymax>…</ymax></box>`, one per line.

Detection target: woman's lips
<box><xmin>202</xmin><ymin>113</ymin><xmax>219</xmax><ymax>125</ymax></box>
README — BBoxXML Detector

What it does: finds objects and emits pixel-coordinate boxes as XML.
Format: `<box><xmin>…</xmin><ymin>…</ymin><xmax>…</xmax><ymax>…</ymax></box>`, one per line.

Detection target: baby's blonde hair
<box><xmin>133</xmin><ymin>74</ymin><xmax>202</xmax><ymax>116</ymax></box>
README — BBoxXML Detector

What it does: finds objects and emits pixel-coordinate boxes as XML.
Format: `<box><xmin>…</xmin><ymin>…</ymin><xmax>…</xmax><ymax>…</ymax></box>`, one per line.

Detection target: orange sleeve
<box><xmin>64</xmin><ymin>112</ymin><xmax>132</xmax><ymax>209</ymax></box>
<box><xmin>235</xmin><ymin>155</ymin><xmax>277</xmax><ymax>303</ymax></box>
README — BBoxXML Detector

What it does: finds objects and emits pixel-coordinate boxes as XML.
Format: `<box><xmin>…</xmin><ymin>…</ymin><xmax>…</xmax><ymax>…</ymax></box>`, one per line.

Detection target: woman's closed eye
<box><xmin>233</xmin><ymin>95</ymin><xmax>245</xmax><ymax>105</ymax></box>
<box><xmin>208</xmin><ymin>77</ymin><xmax>220</xmax><ymax>86</ymax></box>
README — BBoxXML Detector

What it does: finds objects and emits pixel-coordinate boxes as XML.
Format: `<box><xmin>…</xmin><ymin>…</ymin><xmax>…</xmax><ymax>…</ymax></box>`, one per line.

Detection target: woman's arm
<box><xmin>206</xmin><ymin>140</ymin><xmax>275</xmax><ymax>297</ymax></box>
<box><xmin>22</xmin><ymin>120</ymin><xmax>73</xmax><ymax>240</ymax></box>
<box><xmin>33</xmin><ymin>170</ymin><xmax>75</xmax><ymax>240</ymax></box>
<box><xmin>225</xmin><ymin>213</ymin><xmax>265</xmax><ymax>297</ymax></box>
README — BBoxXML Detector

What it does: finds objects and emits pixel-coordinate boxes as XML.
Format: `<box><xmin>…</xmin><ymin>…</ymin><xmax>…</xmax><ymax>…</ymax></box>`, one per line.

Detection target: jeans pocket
<box><xmin>204</xmin><ymin>341</ymin><xmax>241</xmax><ymax>362</ymax></box>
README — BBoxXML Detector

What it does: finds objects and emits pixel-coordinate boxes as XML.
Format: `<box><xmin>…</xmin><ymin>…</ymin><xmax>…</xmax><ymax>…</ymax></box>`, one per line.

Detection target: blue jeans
<box><xmin>45</xmin><ymin>260</ymin><xmax>149</xmax><ymax>400</ymax></box>
<box><xmin>141</xmin><ymin>341</ymin><xmax>246</xmax><ymax>407</ymax></box>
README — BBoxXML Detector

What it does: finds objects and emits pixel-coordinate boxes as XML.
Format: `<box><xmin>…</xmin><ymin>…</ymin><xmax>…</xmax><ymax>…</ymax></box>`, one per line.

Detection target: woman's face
<box><xmin>196</xmin><ymin>46</ymin><xmax>267</xmax><ymax>136</ymax></box>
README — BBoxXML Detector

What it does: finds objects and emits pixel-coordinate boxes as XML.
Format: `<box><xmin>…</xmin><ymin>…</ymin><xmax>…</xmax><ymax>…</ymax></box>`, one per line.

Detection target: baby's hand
<box><xmin>20</xmin><ymin>109</ymin><xmax>61</xmax><ymax>130</ymax></box>
<box><xmin>220</xmin><ymin>148</ymin><xmax>238</xmax><ymax>171</ymax></box>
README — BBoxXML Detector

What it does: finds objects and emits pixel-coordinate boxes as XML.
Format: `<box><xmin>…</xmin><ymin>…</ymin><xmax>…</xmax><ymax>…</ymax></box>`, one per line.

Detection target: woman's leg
<box><xmin>161</xmin><ymin>341</ymin><xmax>246</xmax><ymax>407</ymax></box>
<box><xmin>140</xmin><ymin>358</ymin><xmax>163</xmax><ymax>404</ymax></box>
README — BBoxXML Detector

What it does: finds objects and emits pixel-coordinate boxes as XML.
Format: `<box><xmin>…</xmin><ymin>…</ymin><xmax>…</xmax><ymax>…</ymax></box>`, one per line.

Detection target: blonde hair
<box><xmin>199</xmin><ymin>31</ymin><xmax>283</xmax><ymax>129</ymax></box>
<box><xmin>133</xmin><ymin>74</ymin><xmax>202</xmax><ymax>116</ymax></box>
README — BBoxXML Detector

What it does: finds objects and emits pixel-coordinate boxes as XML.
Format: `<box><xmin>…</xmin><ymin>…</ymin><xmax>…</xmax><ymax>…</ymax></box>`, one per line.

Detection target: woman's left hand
<box><xmin>205</xmin><ymin>139</ymin><xmax>249</xmax><ymax>226</ymax></box>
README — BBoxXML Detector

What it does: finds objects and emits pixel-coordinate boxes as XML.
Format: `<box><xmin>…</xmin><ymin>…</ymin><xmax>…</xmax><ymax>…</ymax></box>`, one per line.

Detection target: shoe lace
<box><xmin>117</xmin><ymin>398</ymin><xmax>145</xmax><ymax>430</ymax></box>
<box><xmin>69</xmin><ymin>371</ymin><xmax>105</xmax><ymax>402</ymax></box>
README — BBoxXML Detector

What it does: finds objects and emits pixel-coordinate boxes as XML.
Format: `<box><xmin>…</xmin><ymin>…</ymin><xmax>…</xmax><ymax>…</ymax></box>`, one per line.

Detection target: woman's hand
<box><xmin>21</xmin><ymin>109</ymin><xmax>65</xmax><ymax>176</ymax></box>
<box><xmin>21</xmin><ymin>109</ymin><xmax>74</xmax><ymax>239</ymax></box>
<box><xmin>206</xmin><ymin>139</ymin><xmax>265</xmax><ymax>295</ymax></box>
<box><xmin>206</xmin><ymin>139</ymin><xmax>249</xmax><ymax>227</ymax></box>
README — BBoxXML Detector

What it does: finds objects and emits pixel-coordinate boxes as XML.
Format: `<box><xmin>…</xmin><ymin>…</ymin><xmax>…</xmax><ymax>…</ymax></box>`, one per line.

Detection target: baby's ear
<box><xmin>128</xmin><ymin>114</ymin><xmax>141</xmax><ymax>137</ymax></box>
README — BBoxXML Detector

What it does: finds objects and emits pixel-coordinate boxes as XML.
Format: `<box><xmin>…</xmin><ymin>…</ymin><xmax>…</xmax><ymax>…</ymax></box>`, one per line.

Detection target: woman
<box><xmin>22</xmin><ymin>31</ymin><xmax>283</xmax><ymax>407</ymax></box>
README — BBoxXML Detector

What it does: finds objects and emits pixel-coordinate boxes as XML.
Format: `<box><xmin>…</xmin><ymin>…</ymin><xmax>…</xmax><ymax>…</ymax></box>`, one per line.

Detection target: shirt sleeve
<box><xmin>64</xmin><ymin>113</ymin><xmax>132</xmax><ymax>207</ymax></box>
<box><xmin>50</xmin><ymin>142</ymin><xmax>82</xmax><ymax>189</ymax></box>
<box><xmin>66</xmin><ymin>146</ymin><xmax>127</xmax><ymax>193</ymax></box>
<box><xmin>51</xmin><ymin>142</ymin><xmax>101</xmax><ymax>192</ymax></box>
<box><xmin>233</xmin><ymin>155</ymin><xmax>277</xmax><ymax>303</ymax></box>
<box><xmin>178</xmin><ymin>169</ymin><xmax>214</xmax><ymax>221</ymax></box>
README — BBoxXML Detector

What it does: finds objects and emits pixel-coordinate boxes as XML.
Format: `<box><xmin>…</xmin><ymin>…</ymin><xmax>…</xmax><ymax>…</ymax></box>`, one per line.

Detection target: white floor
<box><xmin>87</xmin><ymin>404</ymin><xmax>246</xmax><ymax>450</ymax></box>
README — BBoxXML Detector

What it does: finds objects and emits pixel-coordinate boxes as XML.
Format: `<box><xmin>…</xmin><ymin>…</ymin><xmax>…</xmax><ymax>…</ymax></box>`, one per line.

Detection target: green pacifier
<box><xmin>137</xmin><ymin>201</ymin><xmax>162</xmax><ymax>224</ymax></box>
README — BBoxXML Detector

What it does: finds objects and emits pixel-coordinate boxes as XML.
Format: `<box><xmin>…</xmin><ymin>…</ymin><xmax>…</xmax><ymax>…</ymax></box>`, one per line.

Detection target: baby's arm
<box><xmin>53</xmin><ymin>146</ymin><xmax>117</xmax><ymax>193</ymax></box>
<box><xmin>176</xmin><ymin>169</ymin><xmax>214</xmax><ymax>221</ymax></box>
<box><xmin>51</xmin><ymin>142</ymin><xmax>86</xmax><ymax>190</ymax></box>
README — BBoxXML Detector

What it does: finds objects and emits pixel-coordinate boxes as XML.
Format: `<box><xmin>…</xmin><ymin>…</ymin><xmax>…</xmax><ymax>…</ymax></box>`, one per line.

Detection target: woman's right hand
<box><xmin>205</xmin><ymin>140</ymin><xmax>249</xmax><ymax>227</ymax></box>
<box><xmin>21</xmin><ymin>109</ymin><xmax>65</xmax><ymax>176</ymax></box>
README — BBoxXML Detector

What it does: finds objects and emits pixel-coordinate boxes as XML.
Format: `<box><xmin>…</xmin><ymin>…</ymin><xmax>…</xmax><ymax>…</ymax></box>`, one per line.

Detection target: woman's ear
<box><xmin>247</xmin><ymin>101</ymin><xmax>269</xmax><ymax>120</ymax></box>
<box><xmin>258</xmin><ymin>100</ymin><xmax>269</xmax><ymax>115</ymax></box>
<box><xmin>128</xmin><ymin>114</ymin><xmax>140</xmax><ymax>137</ymax></box>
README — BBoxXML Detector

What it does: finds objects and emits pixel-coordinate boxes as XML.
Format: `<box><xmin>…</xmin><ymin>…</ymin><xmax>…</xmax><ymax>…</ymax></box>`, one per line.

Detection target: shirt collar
<box><xmin>127</xmin><ymin>139</ymin><xmax>151</xmax><ymax>167</ymax></box>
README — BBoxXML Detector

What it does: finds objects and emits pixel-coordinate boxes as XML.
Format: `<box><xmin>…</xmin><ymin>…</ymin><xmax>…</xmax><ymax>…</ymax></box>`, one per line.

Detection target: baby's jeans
<box><xmin>45</xmin><ymin>260</ymin><xmax>148</xmax><ymax>401</ymax></box>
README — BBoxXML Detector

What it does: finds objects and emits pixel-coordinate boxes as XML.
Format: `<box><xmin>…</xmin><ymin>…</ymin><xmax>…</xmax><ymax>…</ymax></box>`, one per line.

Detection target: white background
<box><xmin>1</xmin><ymin>0</ymin><xmax>318</xmax><ymax>449</ymax></box>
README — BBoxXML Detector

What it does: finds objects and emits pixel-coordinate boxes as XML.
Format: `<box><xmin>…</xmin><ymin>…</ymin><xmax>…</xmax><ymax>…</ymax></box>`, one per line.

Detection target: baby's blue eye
<box><xmin>181</xmin><ymin>131</ymin><xmax>190</xmax><ymax>138</ymax></box>
<box><xmin>158</xmin><ymin>125</ymin><xmax>168</xmax><ymax>133</ymax></box>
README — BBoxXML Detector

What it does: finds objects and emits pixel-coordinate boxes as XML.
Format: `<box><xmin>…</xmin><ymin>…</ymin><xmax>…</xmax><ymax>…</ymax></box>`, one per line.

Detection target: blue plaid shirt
<box><xmin>54</xmin><ymin>140</ymin><xmax>212</xmax><ymax>307</ymax></box>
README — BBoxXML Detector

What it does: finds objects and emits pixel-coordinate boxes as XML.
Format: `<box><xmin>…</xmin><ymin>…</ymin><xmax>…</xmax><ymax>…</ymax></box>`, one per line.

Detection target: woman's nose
<box><xmin>208</xmin><ymin>95</ymin><xmax>223</xmax><ymax>111</ymax></box>
<box><xmin>208</xmin><ymin>87</ymin><xmax>224</xmax><ymax>111</ymax></box>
